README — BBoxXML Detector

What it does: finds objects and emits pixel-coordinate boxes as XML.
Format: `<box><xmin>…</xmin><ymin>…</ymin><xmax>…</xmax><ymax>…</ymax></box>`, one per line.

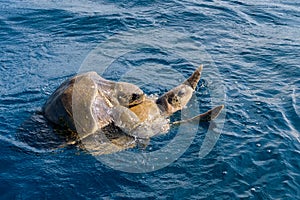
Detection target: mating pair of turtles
<box><xmin>43</xmin><ymin>65</ymin><xmax>224</xmax><ymax>154</ymax></box>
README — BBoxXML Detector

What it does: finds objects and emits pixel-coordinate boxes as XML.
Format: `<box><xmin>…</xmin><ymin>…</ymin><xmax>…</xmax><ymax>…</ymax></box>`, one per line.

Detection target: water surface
<box><xmin>1</xmin><ymin>0</ymin><xmax>299</xmax><ymax>199</ymax></box>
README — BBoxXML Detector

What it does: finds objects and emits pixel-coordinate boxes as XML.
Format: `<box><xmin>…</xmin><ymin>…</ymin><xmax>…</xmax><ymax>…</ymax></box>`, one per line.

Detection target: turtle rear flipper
<box><xmin>172</xmin><ymin>105</ymin><xmax>224</xmax><ymax>125</ymax></box>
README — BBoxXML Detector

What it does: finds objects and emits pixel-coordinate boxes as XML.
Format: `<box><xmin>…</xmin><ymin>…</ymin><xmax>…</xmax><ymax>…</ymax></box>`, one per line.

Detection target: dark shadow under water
<box><xmin>15</xmin><ymin>113</ymin><xmax>70</xmax><ymax>152</ymax></box>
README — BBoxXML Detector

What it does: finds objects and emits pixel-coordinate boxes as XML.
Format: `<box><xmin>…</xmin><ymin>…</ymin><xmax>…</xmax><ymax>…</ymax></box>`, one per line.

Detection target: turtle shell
<box><xmin>43</xmin><ymin>72</ymin><xmax>145</xmax><ymax>136</ymax></box>
<box><xmin>43</xmin><ymin>72</ymin><xmax>106</xmax><ymax>136</ymax></box>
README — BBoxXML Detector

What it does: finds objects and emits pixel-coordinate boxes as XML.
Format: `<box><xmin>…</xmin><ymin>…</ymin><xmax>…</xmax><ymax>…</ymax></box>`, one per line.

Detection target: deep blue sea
<box><xmin>1</xmin><ymin>0</ymin><xmax>300</xmax><ymax>199</ymax></box>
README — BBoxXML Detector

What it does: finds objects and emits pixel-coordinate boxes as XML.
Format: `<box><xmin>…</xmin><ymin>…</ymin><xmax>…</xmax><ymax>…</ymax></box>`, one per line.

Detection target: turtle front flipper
<box><xmin>110</xmin><ymin>105</ymin><xmax>157</xmax><ymax>140</ymax></box>
<box><xmin>172</xmin><ymin>105</ymin><xmax>224</xmax><ymax>125</ymax></box>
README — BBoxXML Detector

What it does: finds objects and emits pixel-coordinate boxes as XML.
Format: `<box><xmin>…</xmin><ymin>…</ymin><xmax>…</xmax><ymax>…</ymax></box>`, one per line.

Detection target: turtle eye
<box><xmin>167</xmin><ymin>95</ymin><xmax>179</xmax><ymax>105</ymax></box>
<box><xmin>131</xmin><ymin>93</ymin><xmax>140</xmax><ymax>101</ymax></box>
<box><xmin>167</xmin><ymin>94</ymin><xmax>174</xmax><ymax>104</ymax></box>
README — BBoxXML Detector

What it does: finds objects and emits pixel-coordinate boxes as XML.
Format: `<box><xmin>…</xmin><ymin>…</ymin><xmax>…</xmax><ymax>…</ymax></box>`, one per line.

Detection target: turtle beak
<box><xmin>183</xmin><ymin>64</ymin><xmax>203</xmax><ymax>90</ymax></box>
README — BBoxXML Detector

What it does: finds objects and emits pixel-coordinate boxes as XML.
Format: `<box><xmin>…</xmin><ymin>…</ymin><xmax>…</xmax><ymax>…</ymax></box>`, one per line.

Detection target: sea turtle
<box><xmin>43</xmin><ymin>72</ymin><xmax>145</xmax><ymax>143</ymax></box>
<box><xmin>43</xmin><ymin>66</ymin><xmax>224</xmax><ymax>154</ymax></box>
<box><xmin>126</xmin><ymin>65</ymin><xmax>224</xmax><ymax>139</ymax></box>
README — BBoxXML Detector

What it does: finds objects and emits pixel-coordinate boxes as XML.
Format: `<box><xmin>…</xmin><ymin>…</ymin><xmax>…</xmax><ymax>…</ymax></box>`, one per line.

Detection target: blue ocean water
<box><xmin>1</xmin><ymin>0</ymin><xmax>300</xmax><ymax>199</ymax></box>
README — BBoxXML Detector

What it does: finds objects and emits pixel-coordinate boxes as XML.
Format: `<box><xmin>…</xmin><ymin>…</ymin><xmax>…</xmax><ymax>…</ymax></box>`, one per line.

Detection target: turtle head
<box><xmin>156</xmin><ymin>65</ymin><xmax>203</xmax><ymax>115</ymax></box>
<box><xmin>114</xmin><ymin>82</ymin><xmax>145</xmax><ymax>107</ymax></box>
<box><xmin>156</xmin><ymin>84</ymin><xmax>194</xmax><ymax>115</ymax></box>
